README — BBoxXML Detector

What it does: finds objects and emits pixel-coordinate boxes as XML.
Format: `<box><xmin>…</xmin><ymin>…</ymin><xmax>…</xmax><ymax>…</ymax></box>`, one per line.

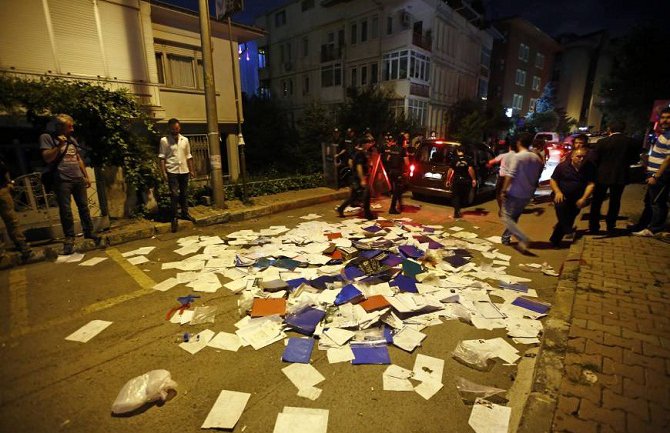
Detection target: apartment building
<box><xmin>488</xmin><ymin>17</ymin><xmax>561</xmax><ymax>116</ymax></box>
<box><xmin>255</xmin><ymin>0</ymin><xmax>494</xmax><ymax>136</ymax></box>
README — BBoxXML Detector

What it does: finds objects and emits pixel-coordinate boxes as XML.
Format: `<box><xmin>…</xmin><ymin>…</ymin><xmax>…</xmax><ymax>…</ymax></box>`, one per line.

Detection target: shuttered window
<box><xmin>168</xmin><ymin>54</ymin><xmax>196</xmax><ymax>88</ymax></box>
<box><xmin>0</xmin><ymin>0</ymin><xmax>56</xmax><ymax>73</ymax></box>
<box><xmin>98</xmin><ymin>1</ymin><xmax>146</xmax><ymax>80</ymax></box>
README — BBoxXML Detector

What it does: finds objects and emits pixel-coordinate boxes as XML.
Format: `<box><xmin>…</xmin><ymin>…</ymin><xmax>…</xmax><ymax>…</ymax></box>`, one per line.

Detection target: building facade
<box><xmin>488</xmin><ymin>17</ymin><xmax>560</xmax><ymax>117</ymax></box>
<box><xmin>555</xmin><ymin>31</ymin><xmax>612</xmax><ymax>131</ymax></box>
<box><xmin>255</xmin><ymin>0</ymin><xmax>494</xmax><ymax>137</ymax></box>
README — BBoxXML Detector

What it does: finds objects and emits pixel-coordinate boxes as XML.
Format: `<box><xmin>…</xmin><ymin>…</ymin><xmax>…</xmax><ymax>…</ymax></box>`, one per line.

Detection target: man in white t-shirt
<box><xmin>159</xmin><ymin>118</ymin><xmax>195</xmax><ymax>233</ymax></box>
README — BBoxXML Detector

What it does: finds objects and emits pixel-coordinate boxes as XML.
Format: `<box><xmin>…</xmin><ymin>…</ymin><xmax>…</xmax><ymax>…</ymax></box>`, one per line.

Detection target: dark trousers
<box><xmin>388</xmin><ymin>171</ymin><xmax>403</xmax><ymax>211</ymax></box>
<box><xmin>636</xmin><ymin>177</ymin><xmax>669</xmax><ymax>233</ymax></box>
<box><xmin>338</xmin><ymin>180</ymin><xmax>372</xmax><ymax>218</ymax></box>
<box><xmin>55</xmin><ymin>179</ymin><xmax>94</xmax><ymax>241</ymax></box>
<box><xmin>589</xmin><ymin>183</ymin><xmax>625</xmax><ymax>232</ymax></box>
<box><xmin>0</xmin><ymin>185</ymin><xmax>27</xmax><ymax>249</ymax></box>
<box><xmin>452</xmin><ymin>181</ymin><xmax>471</xmax><ymax>216</ymax></box>
<box><xmin>550</xmin><ymin>199</ymin><xmax>580</xmax><ymax>244</ymax></box>
<box><xmin>168</xmin><ymin>173</ymin><xmax>189</xmax><ymax>219</ymax></box>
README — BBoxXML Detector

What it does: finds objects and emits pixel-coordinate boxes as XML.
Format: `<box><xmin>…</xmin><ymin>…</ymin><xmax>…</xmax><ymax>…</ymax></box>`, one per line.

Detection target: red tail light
<box><xmin>409</xmin><ymin>164</ymin><xmax>415</xmax><ymax>177</ymax></box>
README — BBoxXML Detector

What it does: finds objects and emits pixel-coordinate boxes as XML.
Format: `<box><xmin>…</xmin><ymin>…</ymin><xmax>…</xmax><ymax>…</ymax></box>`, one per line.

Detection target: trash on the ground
<box><xmin>207</xmin><ymin>331</ymin><xmax>242</xmax><ymax>352</ymax></box>
<box><xmin>452</xmin><ymin>338</ymin><xmax>520</xmax><ymax>370</ymax></box>
<box><xmin>190</xmin><ymin>306</ymin><xmax>217</xmax><ymax>325</ymax></box>
<box><xmin>127</xmin><ymin>255</ymin><xmax>149</xmax><ymax>265</ymax></box>
<box><xmin>200</xmin><ymin>389</ymin><xmax>250</xmax><ymax>430</ymax></box>
<box><xmin>392</xmin><ymin>326</ymin><xmax>426</xmax><ymax>352</ymax></box>
<box><xmin>455</xmin><ymin>377</ymin><xmax>506</xmax><ymax>403</ymax></box>
<box><xmin>282</xmin><ymin>337</ymin><xmax>315</xmax><ymax>363</ymax></box>
<box><xmin>79</xmin><ymin>257</ymin><xmax>107</xmax><ymax>267</ymax></box>
<box><xmin>56</xmin><ymin>252</ymin><xmax>85</xmax><ymax>263</ymax></box>
<box><xmin>511</xmin><ymin>296</ymin><xmax>551</xmax><ymax>315</ymax></box>
<box><xmin>282</xmin><ymin>363</ymin><xmax>325</xmax><ymax>392</ymax></box>
<box><xmin>179</xmin><ymin>329</ymin><xmax>215</xmax><ymax>354</ymax></box>
<box><xmin>111</xmin><ymin>369</ymin><xmax>177</xmax><ymax>415</ymax></box>
<box><xmin>153</xmin><ymin>277</ymin><xmax>180</xmax><ymax>292</ymax></box>
<box><xmin>468</xmin><ymin>398</ymin><xmax>512</xmax><ymax>433</ymax></box>
<box><xmin>583</xmin><ymin>369</ymin><xmax>598</xmax><ymax>384</ymax></box>
<box><xmin>351</xmin><ymin>342</ymin><xmax>391</xmax><ymax>364</ymax></box>
<box><xmin>382</xmin><ymin>364</ymin><xmax>414</xmax><ymax>391</ymax></box>
<box><xmin>122</xmin><ymin>246</ymin><xmax>156</xmax><ymax>257</ymax></box>
<box><xmin>65</xmin><ymin>320</ymin><xmax>112</xmax><ymax>343</ymax></box>
<box><xmin>300</xmin><ymin>213</ymin><xmax>322</xmax><ymax>220</ymax></box>
<box><xmin>272</xmin><ymin>406</ymin><xmax>329</xmax><ymax>433</ymax></box>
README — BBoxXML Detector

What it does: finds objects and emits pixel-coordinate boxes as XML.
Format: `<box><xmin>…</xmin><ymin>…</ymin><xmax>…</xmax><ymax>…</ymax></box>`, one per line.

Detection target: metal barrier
<box><xmin>185</xmin><ymin>134</ymin><xmax>211</xmax><ymax>181</ymax></box>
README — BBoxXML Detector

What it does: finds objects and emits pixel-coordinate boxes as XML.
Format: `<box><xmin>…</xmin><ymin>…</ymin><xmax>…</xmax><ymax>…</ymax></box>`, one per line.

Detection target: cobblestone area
<box><xmin>553</xmin><ymin>235</ymin><xmax>670</xmax><ymax>433</ymax></box>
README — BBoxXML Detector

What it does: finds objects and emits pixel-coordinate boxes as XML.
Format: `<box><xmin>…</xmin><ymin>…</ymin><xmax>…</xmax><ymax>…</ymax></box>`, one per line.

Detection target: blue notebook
<box><xmin>351</xmin><ymin>343</ymin><xmax>391</xmax><ymax>365</ymax></box>
<box><xmin>282</xmin><ymin>338</ymin><xmax>315</xmax><ymax>363</ymax></box>
<box><xmin>390</xmin><ymin>274</ymin><xmax>418</xmax><ymax>293</ymax></box>
<box><xmin>343</xmin><ymin>266</ymin><xmax>365</xmax><ymax>280</ymax></box>
<box><xmin>285</xmin><ymin>307</ymin><xmax>326</xmax><ymax>335</ymax></box>
<box><xmin>398</xmin><ymin>245</ymin><xmax>424</xmax><ymax>259</ymax></box>
<box><xmin>334</xmin><ymin>284</ymin><xmax>364</xmax><ymax>305</ymax></box>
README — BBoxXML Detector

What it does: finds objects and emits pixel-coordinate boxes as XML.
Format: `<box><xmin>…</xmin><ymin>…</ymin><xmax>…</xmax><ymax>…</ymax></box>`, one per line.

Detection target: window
<box><xmin>168</xmin><ymin>54</ymin><xmax>196</xmax><ymax>88</ymax></box>
<box><xmin>155</xmin><ymin>53</ymin><xmax>165</xmax><ymax>84</ymax></box>
<box><xmin>387</xmin><ymin>16</ymin><xmax>393</xmax><ymax>35</ymax></box>
<box><xmin>282</xmin><ymin>80</ymin><xmax>288</xmax><ymax>96</ymax></box>
<box><xmin>408</xmin><ymin>98</ymin><xmax>427</xmax><ymax>126</ymax></box>
<box><xmin>259</xmin><ymin>80</ymin><xmax>271</xmax><ymax>98</ymax></box>
<box><xmin>351</xmin><ymin>67</ymin><xmax>357</xmax><ymax>87</ymax></box>
<box><xmin>371</xmin><ymin>16</ymin><xmax>379</xmax><ymax>39</ymax></box>
<box><xmin>275</xmin><ymin>10</ymin><xmax>286</xmax><ymax>27</ymax></box>
<box><xmin>518</xmin><ymin>43</ymin><xmax>529</xmax><ymax>62</ymax></box>
<box><xmin>351</xmin><ymin>23</ymin><xmax>357</xmax><ymax>44</ymax></box>
<box><xmin>302</xmin><ymin>37</ymin><xmax>309</xmax><ymax>57</ymax></box>
<box><xmin>478</xmin><ymin>78</ymin><xmax>488</xmax><ymax>100</ymax></box>
<box><xmin>371</xmin><ymin>62</ymin><xmax>378</xmax><ymax>84</ymax></box>
<box><xmin>301</xmin><ymin>0</ymin><xmax>314</xmax><ymax>12</ymax></box>
<box><xmin>361</xmin><ymin>65</ymin><xmax>368</xmax><ymax>85</ymax></box>
<box><xmin>321</xmin><ymin>63</ymin><xmax>342</xmax><ymax>87</ymax></box>
<box><xmin>535</xmin><ymin>53</ymin><xmax>545</xmax><ymax>69</ymax></box>
<box><xmin>529</xmin><ymin>98</ymin><xmax>537</xmax><ymax>112</ymax></box>
<box><xmin>303</xmin><ymin>76</ymin><xmax>310</xmax><ymax>94</ymax></box>
<box><xmin>515</xmin><ymin>69</ymin><xmax>527</xmax><ymax>86</ymax></box>
<box><xmin>361</xmin><ymin>20</ymin><xmax>368</xmax><ymax>42</ymax></box>
<box><xmin>512</xmin><ymin>93</ymin><xmax>523</xmax><ymax>110</ymax></box>
<box><xmin>258</xmin><ymin>47</ymin><xmax>267</xmax><ymax>69</ymax></box>
<box><xmin>480</xmin><ymin>47</ymin><xmax>491</xmax><ymax>69</ymax></box>
<box><xmin>195</xmin><ymin>59</ymin><xmax>204</xmax><ymax>89</ymax></box>
<box><xmin>532</xmin><ymin>76</ymin><xmax>541</xmax><ymax>91</ymax></box>
<box><xmin>383</xmin><ymin>49</ymin><xmax>429</xmax><ymax>82</ymax></box>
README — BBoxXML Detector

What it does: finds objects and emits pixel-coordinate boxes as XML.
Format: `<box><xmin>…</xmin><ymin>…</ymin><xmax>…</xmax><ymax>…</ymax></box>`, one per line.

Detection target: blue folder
<box><xmin>282</xmin><ymin>337</ymin><xmax>315</xmax><ymax>363</ymax></box>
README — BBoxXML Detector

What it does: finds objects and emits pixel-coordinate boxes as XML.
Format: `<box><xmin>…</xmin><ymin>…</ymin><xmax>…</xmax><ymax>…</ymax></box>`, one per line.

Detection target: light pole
<box><xmin>198</xmin><ymin>0</ymin><xmax>225</xmax><ymax>208</ymax></box>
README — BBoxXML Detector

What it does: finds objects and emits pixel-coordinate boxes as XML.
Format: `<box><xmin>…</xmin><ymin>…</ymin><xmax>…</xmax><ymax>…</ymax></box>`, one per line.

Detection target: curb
<box><xmin>515</xmin><ymin>237</ymin><xmax>585</xmax><ymax>433</ymax></box>
<box><xmin>0</xmin><ymin>188</ymin><xmax>350</xmax><ymax>270</ymax></box>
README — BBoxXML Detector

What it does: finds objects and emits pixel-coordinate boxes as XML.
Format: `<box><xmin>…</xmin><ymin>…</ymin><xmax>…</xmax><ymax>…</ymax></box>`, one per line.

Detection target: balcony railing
<box><xmin>412</xmin><ymin>32</ymin><xmax>432</xmax><ymax>52</ymax></box>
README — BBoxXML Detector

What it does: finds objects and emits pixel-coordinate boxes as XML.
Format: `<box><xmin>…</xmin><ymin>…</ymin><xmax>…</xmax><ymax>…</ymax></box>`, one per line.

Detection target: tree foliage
<box><xmin>535</xmin><ymin>82</ymin><xmax>557</xmax><ymax>113</ymax></box>
<box><xmin>0</xmin><ymin>74</ymin><xmax>159</xmax><ymax>189</ymax></box>
<box><xmin>445</xmin><ymin>98</ymin><xmax>510</xmax><ymax>142</ymax></box>
<box><xmin>599</xmin><ymin>25</ymin><xmax>670</xmax><ymax>134</ymax></box>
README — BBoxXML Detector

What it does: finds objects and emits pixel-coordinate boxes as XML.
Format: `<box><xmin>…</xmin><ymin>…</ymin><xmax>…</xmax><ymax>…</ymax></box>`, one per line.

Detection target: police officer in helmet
<box><xmin>382</xmin><ymin>133</ymin><xmax>409</xmax><ymax>214</ymax></box>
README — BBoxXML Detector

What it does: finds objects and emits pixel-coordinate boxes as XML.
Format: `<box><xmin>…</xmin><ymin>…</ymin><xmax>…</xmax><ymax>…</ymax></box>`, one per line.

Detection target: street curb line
<box><xmin>515</xmin><ymin>237</ymin><xmax>585</xmax><ymax>433</ymax></box>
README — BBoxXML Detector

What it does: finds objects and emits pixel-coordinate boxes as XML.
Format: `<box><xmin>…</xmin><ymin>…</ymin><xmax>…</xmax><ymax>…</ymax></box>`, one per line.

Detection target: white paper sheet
<box><xmin>153</xmin><ymin>277</ymin><xmax>180</xmax><ymax>292</ymax></box>
<box><xmin>414</xmin><ymin>380</ymin><xmax>444</xmax><ymax>400</ymax></box>
<box><xmin>326</xmin><ymin>346</ymin><xmax>355</xmax><ymax>364</ymax></box>
<box><xmin>121</xmin><ymin>246</ymin><xmax>156</xmax><ymax>257</ymax></box>
<box><xmin>392</xmin><ymin>327</ymin><xmax>426</xmax><ymax>352</ymax></box>
<box><xmin>323</xmin><ymin>328</ymin><xmax>355</xmax><ymax>346</ymax></box>
<box><xmin>201</xmin><ymin>390</ymin><xmax>251</xmax><ymax>429</ymax></box>
<box><xmin>78</xmin><ymin>257</ymin><xmax>108</xmax><ymax>266</ymax></box>
<box><xmin>65</xmin><ymin>320</ymin><xmax>112</xmax><ymax>343</ymax></box>
<box><xmin>56</xmin><ymin>253</ymin><xmax>85</xmax><ymax>263</ymax></box>
<box><xmin>273</xmin><ymin>407</ymin><xmax>329</xmax><ymax>433</ymax></box>
<box><xmin>170</xmin><ymin>309</ymin><xmax>194</xmax><ymax>324</ymax></box>
<box><xmin>468</xmin><ymin>399</ymin><xmax>512</xmax><ymax>433</ymax></box>
<box><xmin>412</xmin><ymin>354</ymin><xmax>444</xmax><ymax>384</ymax></box>
<box><xmin>179</xmin><ymin>329</ymin><xmax>215</xmax><ymax>354</ymax></box>
<box><xmin>297</xmin><ymin>386</ymin><xmax>322</xmax><ymax>400</ymax></box>
<box><xmin>281</xmin><ymin>363</ymin><xmax>326</xmax><ymax>390</ymax></box>
<box><xmin>207</xmin><ymin>332</ymin><xmax>242</xmax><ymax>352</ymax></box>
<box><xmin>127</xmin><ymin>255</ymin><xmax>149</xmax><ymax>265</ymax></box>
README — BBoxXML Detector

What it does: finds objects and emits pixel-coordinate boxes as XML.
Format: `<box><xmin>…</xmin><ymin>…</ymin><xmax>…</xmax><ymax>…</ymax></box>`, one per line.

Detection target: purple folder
<box><xmin>351</xmin><ymin>343</ymin><xmax>391</xmax><ymax>365</ymax></box>
<box><xmin>282</xmin><ymin>337</ymin><xmax>315</xmax><ymax>363</ymax></box>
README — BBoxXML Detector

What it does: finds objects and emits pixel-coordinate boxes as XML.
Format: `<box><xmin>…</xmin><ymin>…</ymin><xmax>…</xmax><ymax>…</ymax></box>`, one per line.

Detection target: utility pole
<box><xmin>198</xmin><ymin>0</ymin><xmax>225</xmax><ymax>208</ymax></box>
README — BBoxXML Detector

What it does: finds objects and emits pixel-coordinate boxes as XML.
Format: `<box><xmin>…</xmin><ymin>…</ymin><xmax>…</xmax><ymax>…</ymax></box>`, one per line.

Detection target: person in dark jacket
<box><xmin>448</xmin><ymin>146</ymin><xmax>477</xmax><ymax>219</ymax></box>
<box><xmin>382</xmin><ymin>133</ymin><xmax>408</xmax><ymax>214</ymax></box>
<box><xmin>588</xmin><ymin>119</ymin><xmax>640</xmax><ymax>235</ymax></box>
<box><xmin>337</xmin><ymin>139</ymin><xmax>375</xmax><ymax>220</ymax></box>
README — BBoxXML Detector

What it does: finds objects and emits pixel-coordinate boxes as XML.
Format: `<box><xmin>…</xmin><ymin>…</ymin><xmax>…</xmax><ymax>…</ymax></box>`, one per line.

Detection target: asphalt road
<box><xmin>0</xmin><ymin>187</ymin><xmax>570</xmax><ymax>433</ymax></box>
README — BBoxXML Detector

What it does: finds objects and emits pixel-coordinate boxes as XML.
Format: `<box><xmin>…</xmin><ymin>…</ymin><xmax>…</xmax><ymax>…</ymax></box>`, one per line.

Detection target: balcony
<box><xmin>320</xmin><ymin>45</ymin><xmax>342</xmax><ymax>63</ymax></box>
<box><xmin>412</xmin><ymin>32</ymin><xmax>432</xmax><ymax>52</ymax></box>
<box><xmin>410</xmin><ymin>82</ymin><xmax>430</xmax><ymax>97</ymax></box>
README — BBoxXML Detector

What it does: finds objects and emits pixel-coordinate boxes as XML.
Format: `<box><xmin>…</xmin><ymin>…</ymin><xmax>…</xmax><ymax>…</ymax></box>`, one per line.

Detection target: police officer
<box><xmin>448</xmin><ymin>146</ymin><xmax>477</xmax><ymax>219</ymax></box>
<box><xmin>382</xmin><ymin>133</ymin><xmax>408</xmax><ymax>214</ymax></box>
<box><xmin>337</xmin><ymin>139</ymin><xmax>375</xmax><ymax>220</ymax></box>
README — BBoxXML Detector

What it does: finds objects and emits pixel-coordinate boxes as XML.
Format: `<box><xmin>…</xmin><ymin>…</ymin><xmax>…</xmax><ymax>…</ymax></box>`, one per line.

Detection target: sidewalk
<box><xmin>0</xmin><ymin>187</ymin><xmax>349</xmax><ymax>269</ymax></box>
<box><xmin>518</xmin><ymin>233</ymin><xmax>670</xmax><ymax>433</ymax></box>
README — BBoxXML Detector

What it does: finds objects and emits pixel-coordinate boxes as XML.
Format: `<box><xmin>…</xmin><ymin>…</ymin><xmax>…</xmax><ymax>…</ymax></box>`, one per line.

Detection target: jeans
<box><xmin>550</xmin><ymin>199</ymin><xmax>580</xmax><ymax>244</ymax></box>
<box><xmin>501</xmin><ymin>194</ymin><xmax>531</xmax><ymax>244</ymax></box>
<box><xmin>636</xmin><ymin>176</ymin><xmax>669</xmax><ymax>233</ymax></box>
<box><xmin>589</xmin><ymin>183</ymin><xmax>625</xmax><ymax>232</ymax></box>
<box><xmin>55</xmin><ymin>178</ymin><xmax>94</xmax><ymax>241</ymax></box>
<box><xmin>167</xmin><ymin>173</ymin><xmax>190</xmax><ymax>219</ymax></box>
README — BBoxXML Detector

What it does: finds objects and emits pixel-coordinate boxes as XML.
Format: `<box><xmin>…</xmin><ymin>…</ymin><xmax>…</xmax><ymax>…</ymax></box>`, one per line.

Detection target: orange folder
<box><xmin>359</xmin><ymin>295</ymin><xmax>391</xmax><ymax>312</ymax></box>
<box><xmin>250</xmin><ymin>298</ymin><xmax>287</xmax><ymax>317</ymax></box>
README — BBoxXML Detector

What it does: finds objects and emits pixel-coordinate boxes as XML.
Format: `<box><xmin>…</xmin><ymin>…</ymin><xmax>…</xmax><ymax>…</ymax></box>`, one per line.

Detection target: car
<box><xmin>407</xmin><ymin>138</ymin><xmax>498</xmax><ymax>205</ymax></box>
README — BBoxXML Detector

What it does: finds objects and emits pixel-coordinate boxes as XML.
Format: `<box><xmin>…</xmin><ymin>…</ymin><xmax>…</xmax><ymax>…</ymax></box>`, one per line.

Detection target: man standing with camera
<box><xmin>159</xmin><ymin>118</ymin><xmax>195</xmax><ymax>233</ymax></box>
<box><xmin>40</xmin><ymin>114</ymin><xmax>99</xmax><ymax>255</ymax></box>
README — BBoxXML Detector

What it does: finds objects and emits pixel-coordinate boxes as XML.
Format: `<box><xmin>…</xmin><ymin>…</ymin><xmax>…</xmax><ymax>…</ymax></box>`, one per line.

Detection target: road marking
<box><xmin>0</xmin><ymin>248</ymin><xmax>158</xmax><ymax>343</ymax></box>
<box><xmin>8</xmin><ymin>268</ymin><xmax>29</xmax><ymax>331</ymax></box>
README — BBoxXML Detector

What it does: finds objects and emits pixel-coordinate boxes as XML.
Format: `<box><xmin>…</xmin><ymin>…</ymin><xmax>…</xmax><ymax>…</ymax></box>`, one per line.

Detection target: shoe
<box><xmin>63</xmin><ymin>243</ymin><xmax>74</xmax><ymax>255</ymax></box>
<box><xmin>632</xmin><ymin>228</ymin><xmax>654</xmax><ymax>237</ymax></box>
<box><xmin>336</xmin><ymin>208</ymin><xmax>345</xmax><ymax>218</ymax></box>
<box><xmin>454</xmin><ymin>212</ymin><xmax>462</xmax><ymax>219</ymax></box>
<box><xmin>364</xmin><ymin>212</ymin><xmax>375</xmax><ymax>221</ymax></box>
<box><xmin>564</xmin><ymin>233</ymin><xmax>576</xmax><ymax>243</ymax></box>
<box><xmin>85</xmin><ymin>234</ymin><xmax>101</xmax><ymax>246</ymax></box>
<box><xmin>181</xmin><ymin>213</ymin><xmax>196</xmax><ymax>222</ymax></box>
<box><xmin>389</xmin><ymin>209</ymin><xmax>400</xmax><ymax>215</ymax></box>
<box><xmin>171</xmin><ymin>218</ymin><xmax>178</xmax><ymax>233</ymax></box>
<box><xmin>20</xmin><ymin>248</ymin><xmax>34</xmax><ymax>262</ymax></box>
<box><xmin>501</xmin><ymin>238</ymin><xmax>511</xmax><ymax>246</ymax></box>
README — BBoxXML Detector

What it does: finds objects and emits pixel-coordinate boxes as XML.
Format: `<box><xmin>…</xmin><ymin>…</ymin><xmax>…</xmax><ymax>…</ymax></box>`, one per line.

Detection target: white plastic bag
<box><xmin>111</xmin><ymin>370</ymin><xmax>177</xmax><ymax>414</ymax></box>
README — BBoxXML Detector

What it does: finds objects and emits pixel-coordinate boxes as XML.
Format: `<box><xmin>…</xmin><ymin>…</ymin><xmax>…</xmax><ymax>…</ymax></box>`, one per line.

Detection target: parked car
<box><xmin>407</xmin><ymin>138</ymin><xmax>498</xmax><ymax>205</ymax></box>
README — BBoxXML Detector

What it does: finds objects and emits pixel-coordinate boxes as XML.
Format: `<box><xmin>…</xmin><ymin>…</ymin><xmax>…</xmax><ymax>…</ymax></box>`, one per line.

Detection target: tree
<box><xmin>445</xmin><ymin>98</ymin><xmax>511</xmax><ymax>142</ymax></box>
<box><xmin>535</xmin><ymin>82</ymin><xmax>557</xmax><ymax>113</ymax></box>
<box><xmin>0</xmin><ymin>74</ymin><xmax>159</xmax><ymax>189</ymax></box>
<box><xmin>297</xmin><ymin>103</ymin><xmax>334</xmax><ymax>173</ymax></box>
<box><xmin>599</xmin><ymin>25</ymin><xmax>670</xmax><ymax>135</ymax></box>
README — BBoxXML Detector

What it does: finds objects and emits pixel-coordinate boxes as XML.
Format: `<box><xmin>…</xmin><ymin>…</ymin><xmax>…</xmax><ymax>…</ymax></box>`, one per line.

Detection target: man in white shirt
<box><xmin>159</xmin><ymin>118</ymin><xmax>195</xmax><ymax>232</ymax></box>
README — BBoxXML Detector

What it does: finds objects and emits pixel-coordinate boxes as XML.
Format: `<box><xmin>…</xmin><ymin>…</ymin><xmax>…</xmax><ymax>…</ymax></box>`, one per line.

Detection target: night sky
<box><xmin>164</xmin><ymin>0</ymin><xmax>666</xmax><ymax>37</ymax></box>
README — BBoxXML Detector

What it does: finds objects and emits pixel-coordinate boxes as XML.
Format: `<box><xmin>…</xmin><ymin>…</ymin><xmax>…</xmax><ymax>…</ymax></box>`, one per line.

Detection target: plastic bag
<box><xmin>455</xmin><ymin>377</ymin><xmax>506</xmax><ymax>403</ymax></box>
<box><xmin>452</xmin><ymin>341</ymin><xmax>494</xmax><ymax>370</ymax></box>
<box><xmin>190</xmin><ymin>306</ymin><xmax>217</xmax><ymax>325</ymax></box>
<box><xmin>111</xmin><ymin>370</ymin><xmax>177</xmax><ymax>414</ymax></box>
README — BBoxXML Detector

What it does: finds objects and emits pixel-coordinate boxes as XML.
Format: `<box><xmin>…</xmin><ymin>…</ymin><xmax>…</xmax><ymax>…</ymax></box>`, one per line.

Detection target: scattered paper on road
<box><xmin>273</xmin><ymin>407</ymin><xmax>329</xmax><ymax>433</ymax></box>
<box><xmin>179</xmin><ymin>329</ymin><xmax>215</xmax><ymax>354</ymax></box>
<box><xmin>201</xmin><ymin>390</ymin><xmax>250</xmax><ymax>430</ymax></box>
<box><xmin>122</xmin><ymin>246</ymin><xmax>156</xmax><ymax>257</ymax></box>
<box><xmin>127</xmin><ymin>255</ymin><xmax>149</xmax><ymax>265</ymax></box>
<box><xmin>65</xmin><ymin>320</ymin><xmax>112</xmax><ymax>343</ymax></box>
<box><xmin>153</xmin><ymin>277</ymin><xmax>180</xmax><ymax>292</ymax></box>
<box><xmin>282</xmin><ymin>363</ymin><xmax>325</xmax><ymax>391</ymax></box>
<box><xmin>56</xmin><ymin>253</ymin><xmax>85</xmax><ymax>263</ymax></box>
<box><xmin>79</xmin><ymin>257</ymin><xmax>107</xmax><ymax>266</ymax></box>
<box><xmin>468</xmin><ymin>398</ymin><xmax>512</xmax><ymax>433</ymax></box>
<box><xmin>207</xmin><ymin>332</ymin><xmax>242</xmax><ymax>352</ymax></box>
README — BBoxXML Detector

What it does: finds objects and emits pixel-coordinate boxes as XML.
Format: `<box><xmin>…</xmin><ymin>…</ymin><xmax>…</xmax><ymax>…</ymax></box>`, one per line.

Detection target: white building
<box><xmin>255</xmin><ymin>0</ymin><xmax>493</xmax><ymax>136</ymax></box>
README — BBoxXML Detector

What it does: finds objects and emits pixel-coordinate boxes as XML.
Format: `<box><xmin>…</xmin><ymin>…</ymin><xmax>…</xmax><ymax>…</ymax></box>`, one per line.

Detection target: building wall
<box><xmin>256</xmin><ymin>0</ymin><xmax>492</xmax><ymax>136</ymax></box>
